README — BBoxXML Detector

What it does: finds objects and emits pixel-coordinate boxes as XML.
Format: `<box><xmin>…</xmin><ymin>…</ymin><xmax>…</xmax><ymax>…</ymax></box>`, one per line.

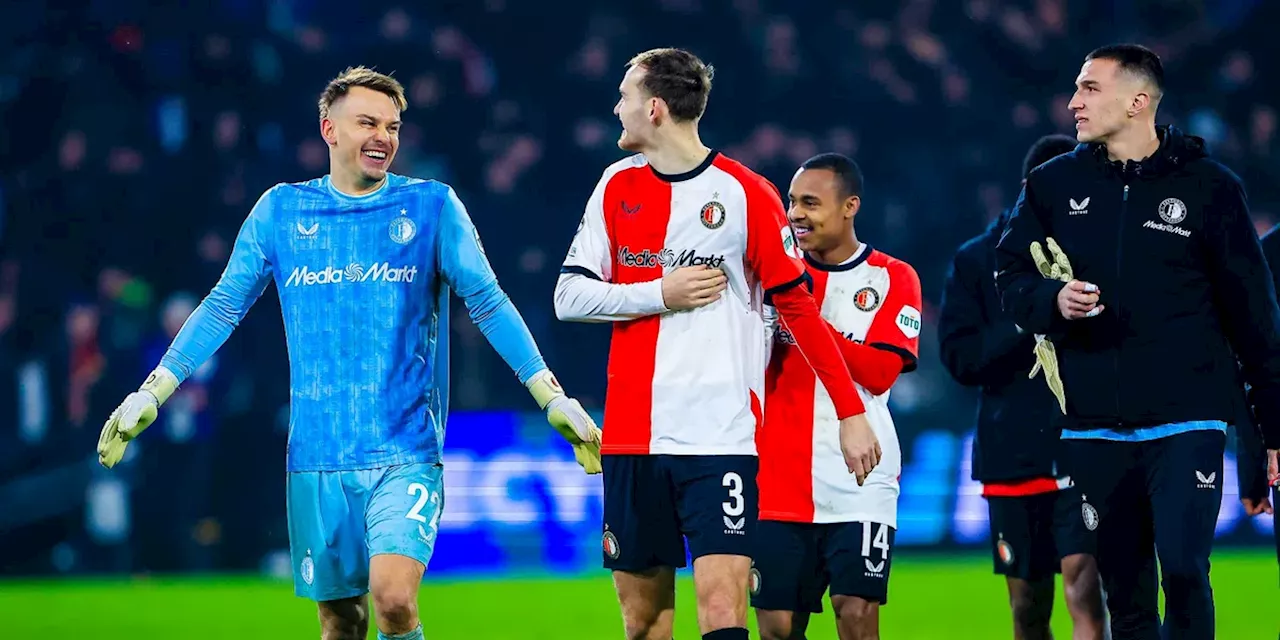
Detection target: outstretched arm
<box><xmin>161</xmin><ymin>187</ymin><xmax>279</xmax><ymax>382</ymax></box>
<box><xmin>437</xmin><ymin>186</ymin><xmax>547</xmax><ymax>385</ymax></box>
<box><xmin>438</xmin><ymin>186</ymin><xmax>602</xmax><ymax>473</ymax></box>
<box><xmin>99</xmin><ymin>186</ymin><xmax>278</xmax><ymax>468</ymax></box>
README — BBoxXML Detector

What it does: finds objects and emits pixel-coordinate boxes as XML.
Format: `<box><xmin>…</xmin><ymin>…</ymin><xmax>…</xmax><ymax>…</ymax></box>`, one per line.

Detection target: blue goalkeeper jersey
<box><xmin>160</xmin><ymin>174</ymin><xmax>547</xmax><ymax>471</ymax></box>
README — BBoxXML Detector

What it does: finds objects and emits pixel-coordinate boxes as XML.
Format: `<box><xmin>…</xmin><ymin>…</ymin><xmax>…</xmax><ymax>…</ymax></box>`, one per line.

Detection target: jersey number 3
<box><xmin>722</xmin><ymin>472</ymin><xmax>745</xmax><ymax>517</ymax></box>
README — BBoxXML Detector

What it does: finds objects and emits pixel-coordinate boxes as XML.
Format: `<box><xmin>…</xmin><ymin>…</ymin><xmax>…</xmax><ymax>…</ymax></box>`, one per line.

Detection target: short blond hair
<box><xmin>317</xmin><ymin>66</ymin><xmax>408</xmax><ymax>120</ymax></box>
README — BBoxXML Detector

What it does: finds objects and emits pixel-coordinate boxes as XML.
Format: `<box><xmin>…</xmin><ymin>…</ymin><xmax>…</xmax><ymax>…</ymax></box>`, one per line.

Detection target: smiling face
<box><xmin>614</xmin><ymin>64</ymin><xmax>656</xmax><ymax>153</ymax></box>
<box><xmin>787</xmin><ymin>167</ymin><xmax>859</xmax><ymax>254</ymax></box>
<box><xmin>322</xmin><ymin>86</ymin><xmax>402</xmax><ymax>190</ymax></box>
<box><xmin>317</xmin><ymin>67</ymin><xmax>408</xmax><ymax>194</ymax></box>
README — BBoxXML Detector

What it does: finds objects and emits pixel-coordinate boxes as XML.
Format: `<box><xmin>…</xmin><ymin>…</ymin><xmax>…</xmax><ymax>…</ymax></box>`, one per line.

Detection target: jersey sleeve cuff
<box><xmin>763</xmin><ymin>272</ymin><xmax>812</xmax><ymax>306</ymax></box>
<box><xmin>869</xmin><ymin>343</ymin><xmax>919</xmax><ymax>373</ymax></box>
<box><xmin>634</xmin><ymin>279</ymin><xmax>669</xmax><ymax>315</ymax></box>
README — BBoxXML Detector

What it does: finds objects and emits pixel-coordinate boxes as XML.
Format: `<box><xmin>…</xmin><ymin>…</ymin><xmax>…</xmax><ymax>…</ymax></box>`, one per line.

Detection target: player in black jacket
<box><xmin>996</xmin><ymin>44</ymin><xmax>1280</xmax><ymax>639</ymax></box>
<box><xmin>940</xmin><ymin>133</ymin><xmax>1105</xmax><ymax>640</ymax></box>
<box><xmin>1243</xmin><ymin>225</ymin><xmax>1280</xmax><ymax>574</ymax></box>
<box><xmin>1235</xmin><ymin>384</ymin><xmax>1277</xmax><ymax>559</ymax></box>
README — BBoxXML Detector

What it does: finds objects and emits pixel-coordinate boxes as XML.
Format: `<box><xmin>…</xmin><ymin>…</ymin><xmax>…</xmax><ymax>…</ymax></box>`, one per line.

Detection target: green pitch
<box><xmin>3</xmin><ymin>550</ymin><xmax>1274</xmax><ymax>638</ymax></box>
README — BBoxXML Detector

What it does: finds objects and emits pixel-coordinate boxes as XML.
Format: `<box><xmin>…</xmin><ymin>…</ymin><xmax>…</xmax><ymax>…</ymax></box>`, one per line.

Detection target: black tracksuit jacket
<box><xmin>995</xmin><ymin>125</ymin><xmax>1280</xmax><ymax>447</ymax></box>
<box><xmin>939</xmin><ymin>209</ymin><xmax>1060</xmax><ymax>483</ymax></box>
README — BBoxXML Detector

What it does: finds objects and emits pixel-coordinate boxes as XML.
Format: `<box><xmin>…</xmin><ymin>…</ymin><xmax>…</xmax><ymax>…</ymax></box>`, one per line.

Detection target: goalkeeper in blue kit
<box><xmin>95</xmin><ymin>67</ymin><xmax>602</xmax><ymax>640</ymax></box>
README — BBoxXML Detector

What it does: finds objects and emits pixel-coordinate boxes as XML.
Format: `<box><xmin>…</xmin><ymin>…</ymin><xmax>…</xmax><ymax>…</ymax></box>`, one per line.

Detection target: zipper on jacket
<box><xmin>1114</xmin><ymin>181</ymin><xmax>1129</xmax><ymax>426</ymax></box>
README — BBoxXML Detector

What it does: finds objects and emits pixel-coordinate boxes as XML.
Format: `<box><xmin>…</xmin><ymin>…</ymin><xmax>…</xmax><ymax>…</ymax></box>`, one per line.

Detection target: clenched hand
<box><xmin>1057</xmin><ymin>280</ymin><xmax>1104</xmax><ymax>320</ymax></box>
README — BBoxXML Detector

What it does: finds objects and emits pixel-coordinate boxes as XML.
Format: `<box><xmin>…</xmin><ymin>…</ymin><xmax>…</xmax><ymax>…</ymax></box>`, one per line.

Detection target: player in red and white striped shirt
<box><xmin>752</xmin><ymin>154</ymin><xmax>922</xmax><ymax>640</ymax></box>
<box><xmin>553</xmin><ymin>49</ymin><xmax>881</xmax><ymax>640</ymax></box>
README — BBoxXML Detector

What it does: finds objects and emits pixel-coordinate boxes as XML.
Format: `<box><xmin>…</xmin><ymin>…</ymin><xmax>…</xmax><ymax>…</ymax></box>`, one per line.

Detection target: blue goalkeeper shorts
<box><xmin>287</xmin><ymin>462</ymin><xmax>444</xmax><ymax>601</ymax></box>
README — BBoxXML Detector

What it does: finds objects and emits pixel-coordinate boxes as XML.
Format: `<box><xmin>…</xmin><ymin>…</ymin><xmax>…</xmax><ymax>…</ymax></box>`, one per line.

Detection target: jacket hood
<box><xmin>992</xmin><ymin>207</ymin><xmax>1012</xmax><ymax>234</ymax></box>
<box><xmin>1087</xmin><ymin>124</ymin><xmax>1208</xmax><ymax>177</ymax></box>
<box><xmin>985</xmin><ymin>206</ymin><xmax>1015</xmax><ymax>242</ymax></box>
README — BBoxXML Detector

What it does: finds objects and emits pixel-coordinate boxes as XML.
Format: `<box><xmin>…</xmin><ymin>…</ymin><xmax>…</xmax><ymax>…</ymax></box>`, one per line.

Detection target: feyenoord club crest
<box><xmin>1081</xmin><ymin>500</ymin><xmax>1099</xmax><ymax>531</ymax></box>
<box><xmin>602</xmin><ymin>531</ymin><xmax>620</xmax><ymax>559</ymax></box>
<box><xmin>1158</xmin><ymin>197</ymin><xmax>1188</xmax><ymax>225</ymax></box>
<box><xmin>854</xmin><ymin>287</ymin><xmax>881</xmax><ymax>312</ymax></box>
<box><xmin>700</xmin><ymin>201</ymin><xmax>726</xmax><ymax>229</ymax></box>
<box><xmin>997</xmin><ymin>539</ymin><xmax>1015</xmax><ymax>566</ymax></box>
<box><xmin>389</xmin><ymin>210</ymin><xmax>417</xmax><ymax>245</ymax></box>
<box><xmin>300</xmin><ymin>550</ymin><xmax>315</xmax><ymax>585</ymax></box>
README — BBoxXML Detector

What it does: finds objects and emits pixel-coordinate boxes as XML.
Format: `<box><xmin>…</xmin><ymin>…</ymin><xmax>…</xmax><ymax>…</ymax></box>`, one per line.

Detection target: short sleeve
<box><xmin>864</xmin><ymin>260</ymin><xmax>923</xmax><ymax>369</ymax></box>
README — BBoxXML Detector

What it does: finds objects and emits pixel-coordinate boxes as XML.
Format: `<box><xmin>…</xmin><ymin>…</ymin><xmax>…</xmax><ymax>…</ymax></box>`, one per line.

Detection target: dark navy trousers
<box><xmin>1064</xmin><ymin>429</ymin><xmax>1225</xmax><ymax>640</ymax></box>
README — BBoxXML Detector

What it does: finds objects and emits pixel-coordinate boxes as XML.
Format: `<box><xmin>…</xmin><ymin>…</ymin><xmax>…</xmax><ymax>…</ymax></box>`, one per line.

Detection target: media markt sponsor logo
<box><xmin>1142</xmin><ymin>220</ymin><xmax>1191</xmax><ymax>237</ymax></box>
<box><xmin>616</xmin><ymin>246</ymin><xmax>726</xmax><ymax>269</ymax></box>
<box><xmin>285</xmin><ymin>262</ymin><xmax>419</xmax><ymax>287</ymax></box>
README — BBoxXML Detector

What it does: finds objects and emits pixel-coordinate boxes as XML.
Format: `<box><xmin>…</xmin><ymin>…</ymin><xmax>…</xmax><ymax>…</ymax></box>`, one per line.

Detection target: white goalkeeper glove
<box><xmin>97</xmin><ymin>366</ymin><xmax>180</xmax><ymax>469</ymax></box>
<box><xmin>527</xmin><ymin>370</ymin><xmax>602</xmax><ymax>474</ymax></box>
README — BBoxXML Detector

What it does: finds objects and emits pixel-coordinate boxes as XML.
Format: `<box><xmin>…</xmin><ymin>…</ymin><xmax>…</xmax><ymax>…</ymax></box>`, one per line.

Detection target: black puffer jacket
<box><xmin>995</xmin><ymin>125</ymin><xmax>1280</xmax><ymax>446</ymax></box>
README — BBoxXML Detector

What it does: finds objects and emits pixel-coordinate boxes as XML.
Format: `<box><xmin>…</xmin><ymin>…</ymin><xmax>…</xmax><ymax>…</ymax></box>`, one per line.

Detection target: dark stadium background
<box><xmin>0</xmin><ymin>1</ymin><xmax>1275</xmax><ymax>637</ymax></box>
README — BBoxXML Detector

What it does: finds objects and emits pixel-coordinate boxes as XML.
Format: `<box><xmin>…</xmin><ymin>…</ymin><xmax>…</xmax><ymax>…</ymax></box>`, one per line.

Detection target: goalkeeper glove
<box><xmin>1029</xmin><ymin>237</ymin><xmax>1072</xmax><ymax>414</ymax></box>
<box><xmin>527</xmin><ymin>370</ymin><xmax>603</xmax><ymax>474</ymax></box>
<box><xmin>97</xmin><ymin>366</ymin><xmax>180</xmax><ymax>469</ymax></box>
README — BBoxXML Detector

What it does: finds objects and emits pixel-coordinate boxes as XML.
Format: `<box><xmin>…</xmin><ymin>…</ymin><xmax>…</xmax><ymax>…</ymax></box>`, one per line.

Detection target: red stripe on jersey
<box><xmin>982</xmin><ymin>476</ymin><xmax>1063</xmax><ymax>497</ymax></box>
<box><xmin>600</xmin><ymin>168</ymin><xmax>671</xmax><ymax>455</ymax></box>
<box><xmin>750</xmin><ymin>390</ymin><xmax>763</xmax><ymax>430</ymax></box>
<box><xmin>759</xmin><ymin>268</ymin><xmax>831</xmax><ymax>522</ymax></box>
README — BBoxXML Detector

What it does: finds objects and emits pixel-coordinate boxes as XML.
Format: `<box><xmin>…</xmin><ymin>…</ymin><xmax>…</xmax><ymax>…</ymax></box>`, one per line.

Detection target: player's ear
<box><xmin>648</xmin><ymin>97</ymin><xmax>663</xmax><ymax>124</ymax></box>
<box><xmin>320</xmin><ymin>118</ymin><xmax>337</xmax><ymax>146</ymax></box>
<box><xmin>844</xmin><ymin>195</ymin><xmax>861</xmax><ymax>220</ymax></box>
<box><xmin>1128</xmin><ymin>91</ymin><xmax>1150</xmax><ymax>117</ymax></box>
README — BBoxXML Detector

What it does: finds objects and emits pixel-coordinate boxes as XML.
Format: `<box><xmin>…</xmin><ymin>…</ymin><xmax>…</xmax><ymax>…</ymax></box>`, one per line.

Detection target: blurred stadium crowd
<box><xmin>0</xmin><ymin>0</ymin><xmax>1276</xmax><ymax>574</ymax></box>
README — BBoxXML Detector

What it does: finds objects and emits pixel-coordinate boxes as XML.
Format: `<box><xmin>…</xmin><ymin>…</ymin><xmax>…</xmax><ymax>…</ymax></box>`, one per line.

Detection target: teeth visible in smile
<box><xmin>364</xmin><ymin>150</ymin><xmax>387</xmax><ymax>159</ymax></box>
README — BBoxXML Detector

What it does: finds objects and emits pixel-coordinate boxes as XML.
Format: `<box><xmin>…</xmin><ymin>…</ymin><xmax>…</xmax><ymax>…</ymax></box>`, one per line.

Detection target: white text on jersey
<box><xmin>285</xmin><ymin>262</ymin><xmax>419</xmax><ymax>287</ymax></box>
